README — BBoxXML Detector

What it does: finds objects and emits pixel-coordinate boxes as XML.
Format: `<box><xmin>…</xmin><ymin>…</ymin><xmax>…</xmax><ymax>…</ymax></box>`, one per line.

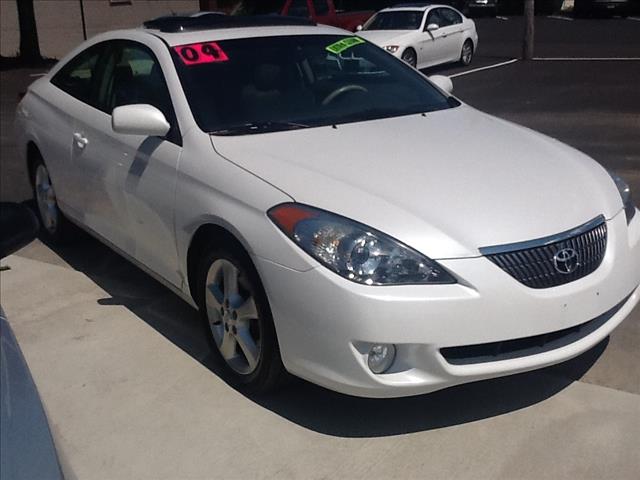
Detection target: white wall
<box><xmin>1</xmin><ymin>0</ymin><xmax>199</xmax><ymax>59</ymax></box>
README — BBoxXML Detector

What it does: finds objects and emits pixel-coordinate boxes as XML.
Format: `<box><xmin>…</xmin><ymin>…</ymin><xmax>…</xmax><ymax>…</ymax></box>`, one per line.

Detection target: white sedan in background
<box><xmin>358</xmin><ymin>4</ymin><xmax>478</xmax><ymax>68</ymax></box>
<box><xmin>15</xmin><ymin>15</ymin><xmax>639</xmax><ymax>398</ymax></box>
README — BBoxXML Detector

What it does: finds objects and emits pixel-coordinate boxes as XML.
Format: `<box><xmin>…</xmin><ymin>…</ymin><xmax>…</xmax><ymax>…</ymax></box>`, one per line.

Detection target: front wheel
<box><xmin>401</xmin><ymin>48</ymin><xmax>417</xmax><ymax>68</ymax></box>
<box><xmin>460</xmin><ymin>40</ymin><xmax>474</xmax><ymax>66</ymax></box>
<box><xmin>197</xmin><ymin>246</ymin><xmax>285</xmax><ymax>393</ymax></box>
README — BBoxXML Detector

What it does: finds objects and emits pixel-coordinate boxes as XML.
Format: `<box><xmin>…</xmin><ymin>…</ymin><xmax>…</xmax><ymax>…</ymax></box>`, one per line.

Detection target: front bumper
<box><xmin>256</xmin><ymin>209</ymin><xmax>640</xmax><ymax>398</ymax></box>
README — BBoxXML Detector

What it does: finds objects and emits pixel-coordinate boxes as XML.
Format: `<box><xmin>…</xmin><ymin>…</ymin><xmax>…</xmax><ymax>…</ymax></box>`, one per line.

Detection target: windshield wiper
<box><xmin>332</xmin><ymin>107</ymin><xmax>424</xmax><ymax>125</ymax></box>
<box><xmin>210</xmin><ymin>121</ymin><xmax>310</xmax><ymax>136</ymax></box>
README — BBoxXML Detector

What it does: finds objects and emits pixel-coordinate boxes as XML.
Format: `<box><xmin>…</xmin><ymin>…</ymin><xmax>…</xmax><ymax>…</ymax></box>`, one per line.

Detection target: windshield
<box><xmin>172</xmin><ymin>35</ymin><xmax>457</xmax><ymax>135</ymax></box>
<box><xmin>363</xmin><ymin>11</ymin><xmax>424</xmax><ymax>31</ymax></box>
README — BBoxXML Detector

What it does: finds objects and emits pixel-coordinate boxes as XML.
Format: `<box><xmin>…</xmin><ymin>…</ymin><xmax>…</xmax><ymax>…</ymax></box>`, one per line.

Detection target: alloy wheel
<box><xmin>461</xmin><ymin>41</ymin><xmax>473</xmax><ymax>66</ymax></box>
<box><xmin>205</xmin><ymin>259</ymin><xmax>262</xmax><ymax>375</ymax></box>
<box><xmin>401</xmin><ymin>49</ymin><xmax>417</xmax><ymax>68</ymax></box>
<box><xmin>35</xmin><ymin>164</ymin><xmax>59</xmax><ymax>234</ymax></box>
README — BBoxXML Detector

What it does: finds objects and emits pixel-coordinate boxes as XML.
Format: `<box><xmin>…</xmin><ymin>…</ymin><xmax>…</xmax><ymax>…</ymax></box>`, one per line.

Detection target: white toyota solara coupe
<box><xmin>357</xmin><ymin>4</ymin><xmax>478</xmax><ymax>69</ymax></box>
<box><xmin>16</xmin><ymin>15</ymin><xmax>639</xmax><ymax>398</ymax></box>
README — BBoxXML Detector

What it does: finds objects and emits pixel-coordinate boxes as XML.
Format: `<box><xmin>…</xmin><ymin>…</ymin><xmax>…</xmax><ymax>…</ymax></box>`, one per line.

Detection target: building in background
<box><xmin>1</xmin><ymin>0</ymin><xmax>199</xmax><ymax>59</ymax></box>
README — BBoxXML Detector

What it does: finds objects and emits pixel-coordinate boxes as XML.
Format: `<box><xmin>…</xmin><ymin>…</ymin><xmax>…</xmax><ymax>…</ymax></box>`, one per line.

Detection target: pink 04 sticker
<box><xmin>173</xmin><ymin>42</ymin><xmax>229</xmax><ymax>65</ymax></box>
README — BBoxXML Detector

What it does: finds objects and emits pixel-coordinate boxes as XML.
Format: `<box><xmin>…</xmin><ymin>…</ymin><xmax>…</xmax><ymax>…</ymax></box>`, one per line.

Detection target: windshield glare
<box><xmin>172</xmin><ymin>35</ymin><xmax>456</xmax><ymax>135</ymax></box>
<box><xmin>364</xmin><ymin>11</ymin><xmax>424</xmax><ymax>31</ymax></box>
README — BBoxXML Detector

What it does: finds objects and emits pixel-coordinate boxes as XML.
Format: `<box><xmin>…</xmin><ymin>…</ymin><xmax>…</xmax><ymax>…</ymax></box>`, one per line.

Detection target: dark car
<box><xmin>574</xmin><ymin>0</ymin><xmax>631</xmax><ymax>16</ymax></box>
<box><xmin>454</xmin><ymin>0</ymin><xmax>498</xmax><ymax>16</ymax></box>
<box><xmin>495</xmin><ymin>0</ymin><xmax>564</xmax><ymax>14</ymax></box>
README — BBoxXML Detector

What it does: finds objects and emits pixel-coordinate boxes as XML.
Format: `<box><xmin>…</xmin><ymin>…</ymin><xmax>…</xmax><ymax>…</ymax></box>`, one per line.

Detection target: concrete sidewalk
<box><xmin>1</xmin><ymin>247</ymin><xmax>639</xmax><ymax>480</ymax></box>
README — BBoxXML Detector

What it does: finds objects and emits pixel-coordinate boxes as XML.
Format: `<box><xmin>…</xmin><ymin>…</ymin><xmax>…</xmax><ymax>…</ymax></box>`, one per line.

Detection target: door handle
<box><xmin>73</xmin><ymin>133</ymin><xmax>89</xmax><ymax>149</ymax></box>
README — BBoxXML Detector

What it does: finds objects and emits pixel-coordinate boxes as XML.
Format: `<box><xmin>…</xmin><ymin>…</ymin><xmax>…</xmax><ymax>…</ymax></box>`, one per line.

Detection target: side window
<box><xmin>441</xmin><ymin>8</ymin><xmax>462</xmax><ymax>26</ymax></box>
<box><xmin>312</xmin><ymin>0</ymin><xmax>329</xmax><ymax>16</ymax></box>
<box><xmin>51</xmin><ymin>44</ymin><xmax>104</xmax><ymax>105</ymax></box>
<box><xmin>288</xmin><ymin>0</ymin><xmax>310</xmax><ymax>17</ymax></box>
<box><xmin>98</xmin><ymin>42</ymin><xmax>181</xmax><ymax>144</ymax></box>
<box><xmin>425</xmin><ymin>9</ymin><xmax>443</xmax><ymax>29</ymax></box>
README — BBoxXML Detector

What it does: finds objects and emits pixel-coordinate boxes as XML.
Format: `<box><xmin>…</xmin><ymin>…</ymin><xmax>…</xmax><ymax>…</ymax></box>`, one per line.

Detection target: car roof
<box><xmin>140</xmin><ymin>14</ymin><xmax>349</xmax><ymax>46</ymax></box>
<box><xmin>380</xmin><ymin>3</ymin><xmax>450</xmax><ymax>12</ymax></box>
<box><xmin>143</xmin><ymin>13</ymin><xmax>315</xmax><ymax>33</ymax></box>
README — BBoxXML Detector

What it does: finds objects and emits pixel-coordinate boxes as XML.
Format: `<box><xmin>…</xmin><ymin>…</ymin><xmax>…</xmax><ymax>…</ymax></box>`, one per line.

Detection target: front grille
<box><xmin>440</xmin><ymin>294</ymin><xmax>629</xmax><ymax>366</ymax></box>
<box><xmin>481</xmin><ymin>217</ymin><xmax>607</xmax><ymax>289</ymax></box>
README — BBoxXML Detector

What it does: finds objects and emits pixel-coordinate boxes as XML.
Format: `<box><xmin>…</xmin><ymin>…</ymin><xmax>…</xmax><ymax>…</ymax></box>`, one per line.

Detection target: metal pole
<box><xmin>79</xmin><ymin>0</ymin><xmax>87</xmax><ymax>40</ymax></box>
<box><xmin>522</xmin><ymin>0</ymin><xmax>535</xmax><ymax>60</ymax></box>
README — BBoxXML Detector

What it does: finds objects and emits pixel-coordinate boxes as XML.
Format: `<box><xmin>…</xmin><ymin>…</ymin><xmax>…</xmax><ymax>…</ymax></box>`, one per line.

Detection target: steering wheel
<box><xmin>322</xmin><ymin>84</ymin><xmax>369</xmax><ymax>106</ymax></box>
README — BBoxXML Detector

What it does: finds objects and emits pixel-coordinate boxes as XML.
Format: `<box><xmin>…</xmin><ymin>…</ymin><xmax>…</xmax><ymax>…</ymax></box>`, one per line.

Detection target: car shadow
<box><xmin>27</xmin><ymin>217</ymin><xmax>607</xmax><ymax>438</ymax></box>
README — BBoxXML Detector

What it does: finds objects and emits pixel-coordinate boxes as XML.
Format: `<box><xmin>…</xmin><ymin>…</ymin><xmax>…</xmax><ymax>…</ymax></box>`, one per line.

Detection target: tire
<box><xmin>196</xmin><ymin>244</ymin><xmax>285</xmax><ymax>393</ymax></box>
<box><xmin>401</xmin><ymin>48</ymin><xmax>417</xmax><ymax>68</ymax></box>
<box><xmin>30</xmin><ymin>153</ymin><xmax>74</xmax><ymax>243</ymax></box>
<box><xmin>460</xmin><ymin>39</ymin><xmax>474</xmax><ymax>66</ymax></box>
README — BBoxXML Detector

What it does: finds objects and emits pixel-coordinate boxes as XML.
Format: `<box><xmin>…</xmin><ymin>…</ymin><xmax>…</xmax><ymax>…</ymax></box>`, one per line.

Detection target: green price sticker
<box><xmin>326</xmin><ymin>37</ymin><xmax>365</xmax><ymax>54</ymax></box>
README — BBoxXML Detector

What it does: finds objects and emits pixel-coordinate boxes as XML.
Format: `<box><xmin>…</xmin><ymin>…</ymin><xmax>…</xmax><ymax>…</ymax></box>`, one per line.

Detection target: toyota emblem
<box><xmin>553</xmin><ymin>247</ymin><xmax>579</xmax><ymax>274</ymax></box>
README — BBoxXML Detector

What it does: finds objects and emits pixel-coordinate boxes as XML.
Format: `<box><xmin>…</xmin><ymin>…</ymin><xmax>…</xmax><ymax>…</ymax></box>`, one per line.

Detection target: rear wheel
<box><xmin>31</xmin><ymin>155</ymin><xmax>73</xmax><ymax>242</ymax></box>
<box><xmin>401</xmin><ymin>48</ymin><xmax>417</xmax><ymax>68</ymax></box>
<box><xmin>197</xmin><ymin>245</ymin><xmax>285</xmax><ymax>393</ymax></box>
<box><xmin>460</xmin><ymin>40</ymin><xmax>474</xmax><ymax>66</ymax></box>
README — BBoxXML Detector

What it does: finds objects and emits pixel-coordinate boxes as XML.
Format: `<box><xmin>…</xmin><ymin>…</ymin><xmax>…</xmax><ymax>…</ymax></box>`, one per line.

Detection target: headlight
<box><xmin>609</xmin><ymin>171</ymin><xmax>636</xmax><ymax>224</ymax></box>
<box><xmin>384</xmin><ymin>45</ymin><xmax>400</xmax><ymax>53</ymax></box>
<box><xmin>268</xmin><ymin>203</ymin><xmax>456</xmax><ymax>286</ymax></box>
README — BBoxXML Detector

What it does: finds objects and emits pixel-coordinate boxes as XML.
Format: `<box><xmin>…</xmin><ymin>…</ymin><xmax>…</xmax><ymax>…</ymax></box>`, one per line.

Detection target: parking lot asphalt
<box><xmin>1</xmin><ymin>16</ymin><xmax>639</xmax><ymax>480</ymax></box>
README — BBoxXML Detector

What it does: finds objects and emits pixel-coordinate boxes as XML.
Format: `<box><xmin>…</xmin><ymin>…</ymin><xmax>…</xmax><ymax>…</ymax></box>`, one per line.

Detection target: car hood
<box><xmin>211</xmin><ymin>106</ymin><xmax>622</xmax><ymax>259</ymax></box>
<box><xmin>358</xmin><ymin>30</ymin><xmax>415</xmax><ymax>47</ymax></box>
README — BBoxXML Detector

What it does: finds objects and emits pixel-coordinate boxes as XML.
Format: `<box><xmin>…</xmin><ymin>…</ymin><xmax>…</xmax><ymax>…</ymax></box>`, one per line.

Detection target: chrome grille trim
<box><xmin>480</xmin><ymin>216</ymin><xmax>608</xmax><ymax>289</ymax></box>
<box><xmin>478</xmin><ymin>215</ymin><xmax>605</xmax><ymax>255</ymax></box>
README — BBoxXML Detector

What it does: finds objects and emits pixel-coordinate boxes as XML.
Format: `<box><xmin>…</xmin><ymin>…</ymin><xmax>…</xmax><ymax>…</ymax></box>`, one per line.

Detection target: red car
<box><xmin>280</xmin><ymin>0</ymin><xmax>374</xmax><ymax>31</ymax></box>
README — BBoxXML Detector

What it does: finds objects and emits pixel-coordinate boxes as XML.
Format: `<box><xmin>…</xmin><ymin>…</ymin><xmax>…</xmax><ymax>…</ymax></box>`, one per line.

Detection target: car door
<box><xmin>72</xmin><ymin>40</ymin><xmax>183</xmax><ymax>287</ymax></box>
<box><xmin>424</xmin><ymin>7</ymin><xmax>456</xmax><ymax>67</ymax></box>
<box><xmin>420</xmin><ymin>8</ymin><xmax>449</xmax><ymax>67</ymax></box>
<box><xmin>45</xmin><ymin>43</ymin><xmax>108</xmax><ymax>218</ymax></box>
<box><xmin>439</xmin><ymin>7</ymin><xmax>465</xmax><ymax>63</ymax></box>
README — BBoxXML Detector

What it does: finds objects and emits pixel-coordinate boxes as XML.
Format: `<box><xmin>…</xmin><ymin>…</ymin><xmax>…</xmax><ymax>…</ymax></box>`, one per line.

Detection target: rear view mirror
<box><xmin>0</xmin><ymin>203</ymin><xmax>39</xmax><ymax>259</ymax></box>
<box><xmin>112</xmin><ymin>104</ymin><xmax>170</xmax><ymax>137</ymax></box>
<box><xmin>426</xmin><ymin>23</ymin><xmax>440</xmax><ymax>31</ymax></box>
<box><xmin>429</xmin><ymin>75</ymin><xmax>453</xmax><ymax>95</ymax></box>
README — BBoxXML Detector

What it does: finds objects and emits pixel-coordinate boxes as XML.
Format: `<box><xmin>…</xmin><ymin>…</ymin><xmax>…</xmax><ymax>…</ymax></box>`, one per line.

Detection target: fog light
<box><xmin>367</xmin><ymin>343</ymin><xmax>396</xmax><ymax>374</ymax></box>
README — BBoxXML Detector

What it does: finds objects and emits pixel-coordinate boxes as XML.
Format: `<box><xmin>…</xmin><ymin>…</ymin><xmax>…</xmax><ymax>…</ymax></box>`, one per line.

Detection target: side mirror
<box><xmin>112</xmin><ymin>104</ymin><xmax>170</xmax><ymax>137</ymax></box>
<box><xmin>426</xmin><ymin>23</ymin><xmax>440</xmax><ymax>31</ymax></box>
<box><xmin>429</xmin><ymin>75</ymin><xmax>453</xmax><ymax>95</ymax></box>
<box><xmin>0</xmin><ymin>203</ymin><xmax>39</xmax><ymax>259</ymax></box>
<box><xmin>356</xmin><ymin>24</ymin><xmax>363</xmax><ymax>31</ymax></box>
